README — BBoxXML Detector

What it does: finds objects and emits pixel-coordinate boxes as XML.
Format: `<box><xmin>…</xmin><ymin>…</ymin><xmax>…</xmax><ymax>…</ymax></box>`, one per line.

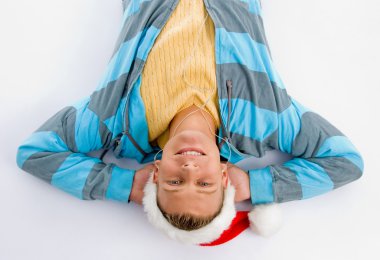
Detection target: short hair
<box><xmin>157</xmin><ymin>189</ymin><xmax>225</xmax><ymax>231</ymax></box>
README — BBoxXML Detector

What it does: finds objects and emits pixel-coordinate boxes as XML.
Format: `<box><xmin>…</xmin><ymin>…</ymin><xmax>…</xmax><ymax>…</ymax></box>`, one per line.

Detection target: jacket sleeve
<box><xmin>122</xmin><ymin>0</ymin><xmax>130</xmax><ymax>12</ymax></box>
<box><xmin>248</xmin><ymin>97</ymin><xmax>364</xmax><ymax>205</ymax></box>
<box><xmin>16</xmin><ymin>96</ymin><xmax>136</xmax><ymax>202</ymax></box>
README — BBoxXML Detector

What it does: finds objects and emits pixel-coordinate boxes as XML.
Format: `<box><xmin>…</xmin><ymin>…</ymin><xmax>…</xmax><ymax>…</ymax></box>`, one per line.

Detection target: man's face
<box><xmin>153</xmin><ymin>130</ymin><xmax>228</xmax><ymax>217</ymax></box>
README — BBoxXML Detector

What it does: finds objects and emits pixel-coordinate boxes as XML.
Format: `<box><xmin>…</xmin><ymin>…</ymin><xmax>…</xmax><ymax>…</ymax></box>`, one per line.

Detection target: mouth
<box><xmin>175</xmin><ymin>147</ymin><xmax>206</xmax><ymax>156</ymax></box>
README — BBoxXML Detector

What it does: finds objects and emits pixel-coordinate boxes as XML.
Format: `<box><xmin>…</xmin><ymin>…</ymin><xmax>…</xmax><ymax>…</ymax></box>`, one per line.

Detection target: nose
<box><xmin>182</xmin><ymin>161</ymin><xmax>199</xmax><ymax>170</ymax></box>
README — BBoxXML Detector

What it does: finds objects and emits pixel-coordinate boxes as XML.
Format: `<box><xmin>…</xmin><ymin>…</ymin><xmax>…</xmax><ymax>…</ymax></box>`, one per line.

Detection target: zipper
<box><xmin>203</xmin><ymin>1</ymin><xmax>233</xmax><ymax>152</ymax></box>
<box><xmin>122</xmin><ymin>76</ymin><xmax>138</xmax><ymax>135</ymax></box>
<box><xmin>201</xmin><ymin>1</ymin><xmax>247</xmax><ymax>158</ymax></box>
<box><xmin>226</xmin><ymin>79</ymin><xmax>232</xmax><ymax>135</ymax></box>
<box><xmin>120</xmin><ymin>76</ymin><xmax>148</xmax><ymax>157</ymax></box>
<box><xmin>218</xmin><ymin>79</ymin><xmax>232</xmax><ymax>149</ymax></box>
<box><xmin>124</xmin><ymin>129</ymin><xmax>147</xmax><ymax>156</ymax></box>
<box><xmin>222</xmin><ymin>79</ymin><xmax>247</xmax><ymax>158</ymax></box>
<box><xmin>121</xmin><ymin>0</ymin><xmax>179</xmax><ymax>132</ymax></box>
<box><xmin>120</xmin><ymin>0</ymin><xmax>179</xmax><ymax>155</ymax></box>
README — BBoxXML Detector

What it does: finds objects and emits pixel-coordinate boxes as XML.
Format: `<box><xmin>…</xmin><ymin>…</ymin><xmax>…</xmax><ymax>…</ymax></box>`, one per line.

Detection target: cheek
<box><xmin>156</xmin><ymin>183</ymin><xmax>166</xmax><ymax>206</ymax></box>
<box><xmin>206</xmin><ymin>160</ymin><xmax>223</xmax><ymax>174</ymax></box>
<box><xmin>157</xmin><ymin>164</ymin><xmax>175</xmax><ymax>181</ymax></box>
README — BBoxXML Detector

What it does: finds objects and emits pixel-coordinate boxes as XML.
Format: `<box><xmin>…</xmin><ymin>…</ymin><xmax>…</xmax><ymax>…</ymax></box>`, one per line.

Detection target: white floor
<box><xmin>1</xmin><ymin>1</ymin><xmax>379</xmax><ymax>259</ymax></box>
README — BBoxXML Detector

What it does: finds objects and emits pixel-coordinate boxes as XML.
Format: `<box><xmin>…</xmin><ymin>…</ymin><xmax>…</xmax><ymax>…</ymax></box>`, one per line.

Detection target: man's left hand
<box><xmin>222</xmin><ymin>162</ymin><xmax>251</xmax><ymax>202</ymax></box>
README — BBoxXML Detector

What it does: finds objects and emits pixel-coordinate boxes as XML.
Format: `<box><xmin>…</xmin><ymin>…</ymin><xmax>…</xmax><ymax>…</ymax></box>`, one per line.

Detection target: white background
<box><xmin>1</xmin><ymin>0</ymin><xmax>380</xmax><ymax>259</ymax></box>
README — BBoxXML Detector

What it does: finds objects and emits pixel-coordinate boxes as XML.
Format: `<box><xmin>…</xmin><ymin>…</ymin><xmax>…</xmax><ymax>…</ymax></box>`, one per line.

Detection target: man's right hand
<box><xmin>129</xmin><ymin>163</ymin><xmax>156</xmax><ymax>204</ymax></box>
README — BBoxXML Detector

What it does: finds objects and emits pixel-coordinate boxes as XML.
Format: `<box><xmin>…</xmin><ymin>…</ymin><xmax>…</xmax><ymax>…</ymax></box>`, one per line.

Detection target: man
<box><xmin>16</xmin><ymin>0</ymin><xmax>363</xmax><ymax>245</ymax></box>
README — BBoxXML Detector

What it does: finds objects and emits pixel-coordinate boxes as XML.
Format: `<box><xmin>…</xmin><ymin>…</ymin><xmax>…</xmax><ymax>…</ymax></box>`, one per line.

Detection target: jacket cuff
<box><xmin>248</xmin><ymin>167</ymin><xmax>275</xmax><ymax>204</ymax></box>
<box><xmin>105</xmin><ymin>165</ymin><xmax>135</xmax><ymax>202</ymax></box>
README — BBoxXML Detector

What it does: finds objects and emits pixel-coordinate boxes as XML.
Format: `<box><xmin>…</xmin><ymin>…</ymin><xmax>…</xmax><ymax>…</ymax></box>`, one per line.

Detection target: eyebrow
<box><xmin>163</xmin><ymin>188</ymin><xmax>218</xmax><ymax>194</ymax></box>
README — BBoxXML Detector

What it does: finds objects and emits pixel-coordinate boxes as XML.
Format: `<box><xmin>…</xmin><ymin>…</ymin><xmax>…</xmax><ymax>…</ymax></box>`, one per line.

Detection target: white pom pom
<box><xmin>248</xmin><ymin>203</ymin><xmax>282</xmax><ymax>237</ymax></box>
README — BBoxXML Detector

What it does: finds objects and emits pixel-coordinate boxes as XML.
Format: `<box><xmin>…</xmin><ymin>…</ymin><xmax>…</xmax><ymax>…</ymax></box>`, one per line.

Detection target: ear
<box><xmin>153</xmin><ymin>160</ymin><xmax>161</xmax><ymax>184</ymax></box>
<box><xmin>221</xmin><ymin>166</ymin><xmax>229</xmax><ymax>189</ymax></box>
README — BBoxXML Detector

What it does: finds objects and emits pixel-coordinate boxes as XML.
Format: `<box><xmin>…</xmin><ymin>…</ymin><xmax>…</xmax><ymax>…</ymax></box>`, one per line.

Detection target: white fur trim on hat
<box><xmin>248</xmin><ymin>203</ymin><xmax>282</xmax><ymax>237</ymax></box>
<box><xmin>142</xmin><ymin>173</ymin><xmax>236</xmax><ymax>245</ymax></box>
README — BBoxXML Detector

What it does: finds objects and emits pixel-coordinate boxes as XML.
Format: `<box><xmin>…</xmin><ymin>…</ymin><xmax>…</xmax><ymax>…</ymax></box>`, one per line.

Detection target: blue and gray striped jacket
<box><xmin>16</xmin><ymin>0</ymin><xmax>363</xmax><ymax>205</ymax></box>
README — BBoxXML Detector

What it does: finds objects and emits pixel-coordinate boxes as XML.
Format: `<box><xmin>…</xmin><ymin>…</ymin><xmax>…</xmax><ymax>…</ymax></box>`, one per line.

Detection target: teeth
<box><xmin>180</xmin><ymin>151</ymin><xmax>202</xmax><ymax>156</ymax></box>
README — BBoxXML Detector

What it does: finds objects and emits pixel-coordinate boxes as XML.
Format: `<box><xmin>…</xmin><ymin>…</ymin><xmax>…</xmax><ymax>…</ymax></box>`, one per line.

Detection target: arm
<box><xmin>122</xmin><ymin>0</ymin><xmax>129</xmax><ymax>12</ymax></box>
<box><xmin>248</xmin><ymin>97</ymin><xmax>364</xmax><ymax>204</ymax></box>
<box><xmin>16</xmin><ymin>96</ymin><xmax>136</xmax><ymax>203</ymax></box>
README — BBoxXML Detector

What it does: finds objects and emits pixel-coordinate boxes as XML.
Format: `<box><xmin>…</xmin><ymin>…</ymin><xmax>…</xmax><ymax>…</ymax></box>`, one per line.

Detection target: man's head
<box><xmin>153</xmin><ymin>129</ymin><xmax>228</xmax><ymax>230</ymax></box>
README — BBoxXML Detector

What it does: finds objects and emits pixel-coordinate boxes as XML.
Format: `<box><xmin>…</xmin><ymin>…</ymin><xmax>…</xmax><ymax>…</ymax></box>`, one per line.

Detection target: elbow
<box><xmin>352</xmin><ymin>151</ymin><xmax>364</xmax><ymax>181</ymax></box>
<box><xmin>16</xmin><ymin>133</ymin><xmax>39</xmax><ymax>170</ymax></box>
<box><xmin>347</xmin><ymin>148</ymin><xmax>364</xmax><ymax>181</ymax></box>
<box><xmin>16</xmin><ymin>131</ymin><xmax>59</xmax><ymax>171</ymax></box>
<box><xmin>16</xmin><ymin>142</ymin><xmax>39</xmax><ymax>172</ymax></box>
<box><xmin>16</xmin><ymin>144</ymin><xmax>29</xmax><ymax>170</ymax></box>
<box><xmin>335</xmin><ymin>151</ymin><xmax>364</xmax><ymax>188</ymax></box>
<box><xmin>314</xmin><ymin>135</ymin><xmax>364</xmax><ymax>186</ymax></box>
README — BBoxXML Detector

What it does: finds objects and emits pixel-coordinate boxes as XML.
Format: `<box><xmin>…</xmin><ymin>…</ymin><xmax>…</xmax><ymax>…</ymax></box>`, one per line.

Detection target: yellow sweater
<box><xmin>140</xmin><ymin>0</ymin><xmax>221</xmax><ymax>149</ymax></box>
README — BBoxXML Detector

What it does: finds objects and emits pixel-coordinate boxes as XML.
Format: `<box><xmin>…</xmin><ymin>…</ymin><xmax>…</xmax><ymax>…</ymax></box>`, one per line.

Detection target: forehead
<box><xmin>159</xmin><ymin>170</ymin><xmax>220</xmax><ymax>179</ymax></box>
<box><xmin>158</xmin><ymin>188</ymin><xmax>223</xmax><ymax>216</ymax></box>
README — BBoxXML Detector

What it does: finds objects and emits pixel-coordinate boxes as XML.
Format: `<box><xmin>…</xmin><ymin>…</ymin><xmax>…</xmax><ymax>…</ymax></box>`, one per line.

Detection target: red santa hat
<box><xmin>142</xmin><ymin>174</ymin><xmax>283</xmax><ymax>246</ymax></box>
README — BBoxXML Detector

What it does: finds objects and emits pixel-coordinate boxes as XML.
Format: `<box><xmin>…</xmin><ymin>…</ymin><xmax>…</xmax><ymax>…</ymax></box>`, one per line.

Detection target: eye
<box><xmin>168</xmin><ymin>180</ymin><xmax>182</xmax><ymax>185</ymax></box>
<box><xmin>199</xmin><ymin>182</ymin><xmax>211</xmax><ymax>187</ymax></box>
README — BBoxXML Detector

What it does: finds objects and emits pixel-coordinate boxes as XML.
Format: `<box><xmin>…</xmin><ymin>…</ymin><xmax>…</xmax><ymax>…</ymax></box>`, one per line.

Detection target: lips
<box><xmin>175</xmin><ymin>147</ymin><xmax>206</xmax><ymax>155</ymax></box>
